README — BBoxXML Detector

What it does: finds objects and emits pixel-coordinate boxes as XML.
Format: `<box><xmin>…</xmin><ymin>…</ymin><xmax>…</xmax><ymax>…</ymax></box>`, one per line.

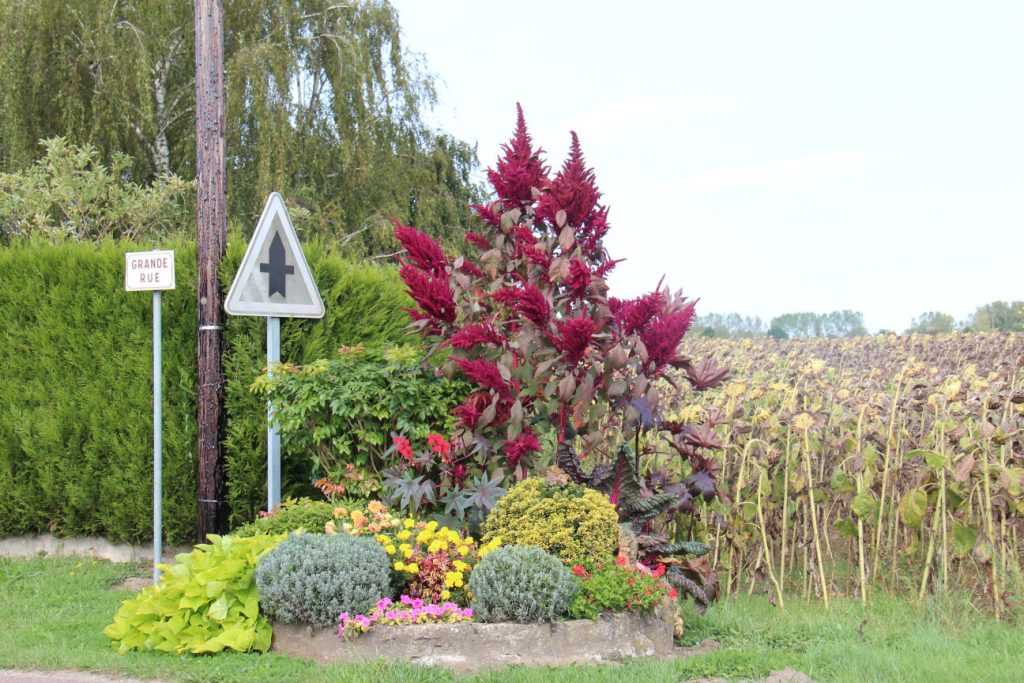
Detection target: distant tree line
<box><xmin>908</xmin><ymin>301</ymin><xmax>1024</xmax><ymax>334</ymax></box>
<box><xmin>692</xmin><ymin>302</ymin><xmax>1024</xmax><ymax>339</ymax></box>
<box><xmin>692</xmin><ymin>310</ymin><xmax>867</xmax><ymax>339</ymax></box>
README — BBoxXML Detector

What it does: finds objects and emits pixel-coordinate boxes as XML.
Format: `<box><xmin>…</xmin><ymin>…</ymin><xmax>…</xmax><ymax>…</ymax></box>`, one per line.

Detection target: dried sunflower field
<box><xmin>675</xmin><ymin>332</ymin><xmax>1023</xmax><ymax>615</ymax></box>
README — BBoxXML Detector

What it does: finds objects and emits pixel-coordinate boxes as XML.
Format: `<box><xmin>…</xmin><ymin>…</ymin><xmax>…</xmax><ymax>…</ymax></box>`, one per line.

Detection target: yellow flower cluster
<box><xmin>324</xmin><ymin>500</ymin><xmax>402</xmax><ymax>537</ymax></box>
<box><xmin>371</xmin><ymin>515</ymin><xmax>502</xmax><ymax>602</ymax></box>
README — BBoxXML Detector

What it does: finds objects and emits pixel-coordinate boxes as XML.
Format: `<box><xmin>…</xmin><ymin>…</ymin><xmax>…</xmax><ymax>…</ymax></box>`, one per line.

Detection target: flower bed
<box><xmin>271</xmin><ymin>602</ymin><xmax>675</xmax><ymax>674</ymax></box>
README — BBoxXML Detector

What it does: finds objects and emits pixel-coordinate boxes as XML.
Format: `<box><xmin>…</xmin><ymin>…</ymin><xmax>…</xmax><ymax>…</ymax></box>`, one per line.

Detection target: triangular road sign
<box><xmin>224</xmin><ymin>192</ymin><xmax>325</xmax><ymax>318</ymax></box>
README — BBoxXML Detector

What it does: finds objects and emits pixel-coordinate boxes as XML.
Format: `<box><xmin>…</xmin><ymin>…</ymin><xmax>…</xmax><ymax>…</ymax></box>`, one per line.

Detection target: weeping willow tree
<box><xmin>0</xmin><ymin>0</ymin><xmax>479</xmax><ymax>253</ymax></box>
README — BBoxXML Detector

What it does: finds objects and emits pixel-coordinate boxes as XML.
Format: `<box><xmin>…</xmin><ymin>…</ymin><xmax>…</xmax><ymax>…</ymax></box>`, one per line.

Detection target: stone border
<box><xmin>0</xmin><ymin>534</ymin><xmax>190</xmax><ymax>564</ymax></box>
<box><xmin>272</xmin><ymin>605</ymin><xmax>675</xmax><ymax>674</ymax></box>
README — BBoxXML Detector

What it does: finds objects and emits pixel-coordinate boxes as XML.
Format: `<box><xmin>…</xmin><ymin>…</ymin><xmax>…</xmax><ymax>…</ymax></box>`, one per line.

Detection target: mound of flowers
<box><xmin>105</xmin><ymin>106</ymin><xmax>727</xmax><ymax>661</ymax></box>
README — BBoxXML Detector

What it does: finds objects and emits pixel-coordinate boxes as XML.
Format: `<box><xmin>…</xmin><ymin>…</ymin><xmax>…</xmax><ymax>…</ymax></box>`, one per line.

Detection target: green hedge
<box><xmin>0</xmin><ymin>238</ymin><xmax>412</xmax><ymax>544</ymax></box>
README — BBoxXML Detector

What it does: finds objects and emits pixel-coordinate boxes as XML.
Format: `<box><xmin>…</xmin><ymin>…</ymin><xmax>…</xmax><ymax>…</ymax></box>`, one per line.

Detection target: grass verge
<box><xmin>0</xmin><ymin>556</ymin><xmax>1020</xmax><ymax>682</ymax></box>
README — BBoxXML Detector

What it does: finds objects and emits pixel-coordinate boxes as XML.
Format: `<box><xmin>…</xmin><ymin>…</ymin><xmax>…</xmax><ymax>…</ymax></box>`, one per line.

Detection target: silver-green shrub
<box><xmin>255</xmin><ymin>532</ymin><xmax>390</xmax><ymax>627</ymax></box>
<box><xmin>467</xmin><ymin>546</ymin><xmax>579</xmax><ymax>623</ymax></box>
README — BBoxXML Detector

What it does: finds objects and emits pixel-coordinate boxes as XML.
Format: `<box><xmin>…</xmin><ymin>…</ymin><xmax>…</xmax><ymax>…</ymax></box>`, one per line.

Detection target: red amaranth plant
<box><xmin>390</xmin><ymin>107</ymin><xmax>731</xmax><ymax>606</ymax></box>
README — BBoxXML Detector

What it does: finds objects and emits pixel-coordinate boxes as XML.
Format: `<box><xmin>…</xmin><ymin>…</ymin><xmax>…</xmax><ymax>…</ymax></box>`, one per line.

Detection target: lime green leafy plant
<box><xmin>104</xmin><ymin>533</ymin><xmax>286</xmax><ymax>654</ymax></box>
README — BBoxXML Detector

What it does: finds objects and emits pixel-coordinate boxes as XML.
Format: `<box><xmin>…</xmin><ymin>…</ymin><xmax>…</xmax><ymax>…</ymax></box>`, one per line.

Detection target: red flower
<box><xmin>427</xmin><ymin>433</ymin><xmax>452</xmax><ymax>463</ymax></box>
<box><xmin>610</xmin><ymin>290</ymin><xmax>666</xmax><ymax>336</ymax></box>
<box><xmin>668</xmin><ymin>586</ymin><xmax>678</xmax><ymax>600</ymax></box>
<box><xmin>615</xmin><ymin>553</ymin><xmax>629</xmax><ymax>567</ymax></box>
<box><xmin>399</xmin><ymin>264</ymin><xmax>456</xmax><ymax>327</ymax></box>
<box><xmin>453</xmin><ymin>391</ymin><xmax>490</xmax><ymax>429</ymax></box>
<box><xmin>451</xmin><ymin>463</ymin><xmax>468</xmax><ymax>482</ymax></box>
<box><xmin>453</xmin><ymin>358</ymin><xmax>512</xmax><ymax>400</ymax></box>
<box><xmin>447</xmin><ymin>323</ymin><xmax>505</xmax><ymax>350</ymax></box>
<box><xmin>393</xmin><ymin>221</ymin><xmax>449</xmax><ymax>276</ymax></box>
<box><xmin>640</xmin><ymin>302</ymin><xmax>696</xmax><ymax>374</ymax></box>
<box><xmin>487</xmin><ymin>104</ymin><xmax>548</xmax><ymax>206</ymax></box>
<box><xmin>564</xmin><ymin>259</ymin><xmax>592</xmax><ymax>298</ymax></box>
<box><xmin>537</xmin><ymin>132</ymin><xmax>601</xmax><ymax>227</ymax></box>
<box><xmin>489</xmin><ymin>285</ymin><xmax>551</xmax><ymax>327</ymax></box>
<box><xmin>503</xmin><ymin>428</ymin><xmax>541</xmax><ymax>473</ymax></box>
<box><xmin>513</xmin><ymin>283</ymin><xmax>550</xmax><ymax>327</ymax></box>
<box><xmin>536</xmin><ymin>132</ymin><xmax>611</xmax><ymax>260</ymax></box>
<box><xmin>552</xmin><ymin>316</ymin><xmax>595</xmax><ymax>365</ymax></box>
<box><xmin>471</xmin><ymin>202</ymin><xmax>503</xmax><ymax>229</ymax></box>
<box><xmin>464</xmin><ymin>232</ymin><xmax>490</xmax><ymax>250</ymax></box>
<box><xmin>571</xmin><ymin>564</ymin><xmax>590</xmax><ymax>579</ymax></box>
<box><xmin>458</xmin><ymin>259</ymin><xmax>485</xmax><ymax>279</ymax></box>
<box><xmin>392</xmin><ymin>436</ymin><xmax>414</xmax><ymax>462</ymax></box>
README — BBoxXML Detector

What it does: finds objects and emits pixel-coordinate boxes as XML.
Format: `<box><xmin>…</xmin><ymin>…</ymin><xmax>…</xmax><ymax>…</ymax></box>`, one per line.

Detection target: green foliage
<box><xmin>481</xmin><ymin>478</ymin><xmax>619</xmax><ymax>567</ymax></box>
<box><xmin>567</xmin><ymin>564</ymin><xmax>671</xmax><ymax>620</ymax></box>
<box><xmin>231</xmin><ymin>498</ymin><xmax>338</xmax><ymax>538</ymax></box>
<box><xmin>768</xmin><ymin>310</ymin><xmax>868</xmax><ymax>339</ymax></box>
<box><xmin>690</xmin><ymin>313</ymin><xmax>768</xmax><ymax>339</ymax></box>
<box><xmin>0</xmin><ymin>0</ymin><xmax>481</xmax><ymax>253</ymax></box>
<box><xmin>908</xmin><ymin>311</ymin><xmax>957</xmax><ymax>335</ymax></box>
<box><xmin>0</xmin><ymin>138</ymin><xmax>192</xmax><ymax>244</ymax></box>
<box><xmin>103</xmin><ymin>533</ymin><xmax>286</xmax><ymax>654</ymax></box>
<box><xmin>467</xmin><ymin>546</ymin><xmax>578</xmax><ymax>623</ymax></box>
<box><xmin>254</xmin><ymin>532</ymin><xmax>392</xmax><ymax>627</ymax></box>
<box><xmin>254</xmin><ymin>345</ymin><xmax>467</xmax><ymax>493</ymax></box>
<box><xmin>0</xmin><ymin>239</ymin><xmax>410</xmax><ymax>544</ymax></box>
<box><xmin>965</xmin><ymin>300</ymin><xmax>1024</xmax><ymax>333</ymax></box>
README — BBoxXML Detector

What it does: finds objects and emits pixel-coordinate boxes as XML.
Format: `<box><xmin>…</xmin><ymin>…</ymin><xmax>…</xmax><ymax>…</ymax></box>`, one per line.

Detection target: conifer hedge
<box><xmin>0</xmin><ymin>238</ymin><xmax>411</xmax><ymax>544</ymax></box>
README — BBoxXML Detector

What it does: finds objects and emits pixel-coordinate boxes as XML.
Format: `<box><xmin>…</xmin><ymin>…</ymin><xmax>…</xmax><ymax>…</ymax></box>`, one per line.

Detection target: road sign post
<box><xmin>125</xmin><ymin>250</ymin><xmax>176</xmax><ymax>583</ymax></box>
<box><xmin>267</xmin><ymin>316</ymin><xmax>281</xmax><ymax>510</ymax></box>
<box><xmin>224</xmin><ymin>193</ymin><xmax>324</xmax><ymax>511</ymax></box>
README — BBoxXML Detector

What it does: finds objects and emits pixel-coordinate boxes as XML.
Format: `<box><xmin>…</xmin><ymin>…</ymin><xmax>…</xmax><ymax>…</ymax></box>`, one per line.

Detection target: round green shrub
<box><xmin>255</xmin><ymin>532</ymin><xmax>390</xmax><ymax>627</ymax></box>
<box><xmin>468</xmin><ymin>545</ymin><xmax>579</xmax><ymax>623</ymax></box>
<box><xmin>233</xmin><ymin>498</ymin><xmax>345</xmax><ymax>538</ymax></box>
<box><xmin>481</xmin><ymin>478</ymin><xmax>619</xmax><ymax>566</ymax></box>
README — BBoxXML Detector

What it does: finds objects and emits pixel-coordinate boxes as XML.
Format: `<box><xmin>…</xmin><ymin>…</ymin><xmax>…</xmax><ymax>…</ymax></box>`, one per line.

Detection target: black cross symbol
<box><xmin>260</xmin><ymin>233</ymin><xmax>294</xmax><ymax>297</ymax></box>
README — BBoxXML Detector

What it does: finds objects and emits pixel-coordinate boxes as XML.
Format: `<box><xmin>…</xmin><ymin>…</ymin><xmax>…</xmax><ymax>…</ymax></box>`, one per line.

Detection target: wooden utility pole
<box><xmin>194</xmin><ymin>0</ymin><xmax>228</xmax><ymax>539</ymax></box>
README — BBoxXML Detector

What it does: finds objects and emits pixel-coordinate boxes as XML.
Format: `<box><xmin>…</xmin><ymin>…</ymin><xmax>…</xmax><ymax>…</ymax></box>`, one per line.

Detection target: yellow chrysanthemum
<box><xmin>384</xmin><ymin>545</ymin><xmax>396</xmax><ymax>555</ymax></box>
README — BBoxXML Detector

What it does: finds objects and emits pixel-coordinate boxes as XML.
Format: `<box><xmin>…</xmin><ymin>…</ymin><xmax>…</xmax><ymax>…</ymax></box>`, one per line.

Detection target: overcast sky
<box><xmin>391</xmin><ymin>1</ymin><xmax>1023</xmax><ymax>332</ymax></box>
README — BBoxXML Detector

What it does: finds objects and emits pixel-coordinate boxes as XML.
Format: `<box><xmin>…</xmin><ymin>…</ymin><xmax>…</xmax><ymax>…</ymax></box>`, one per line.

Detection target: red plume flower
<box><xmin>564</xmin><ymin>259</ymin><xmax>592</xmax><ymax>298</ymax></box>
<box><xmin>393</xmin><ymin>221</ymin><xmax>448</xmax><ymax>276</ymax></box>
<box><xmin>513</xmin><ymin>283</ymin><xmax>550</xmax><ymax>327</ymax></box>
<box><xmin>453</xmin><ymin>392</ymin><xmax>490</xmax><ymax>429</ymax></box>
<box><xmin>503</xmin><ymin>428</ymin><xmax>542</xmax><ymax>473</ymax></box>
<box><xmin>399</xmin><ymin>264</ymin><xmax>456</xmax><ymax>327</ymax></box>
<box><xmin>454</xmin><ymin>357</ymin><xmax>512</xmax><ymax>399</ymax></box>
<box><xmin>489</xmin><ymin>284</ymin><xmax>550</xmax><ymax>327</ymax></box>
<box><xmin>552</xmin><ymin>316</ymin><xmax>595</xmax><ymax>365</ymax></box>
<box><xmin>640</xmin><ymin>302</ymin><xmax>696</xmax><ymax>375</ymax></box>
<box><xmin>610</xmin><ymin>291</ymin><xmax>666</xmax><ymax>336</ymax></box>
<box><xmin>448</xmin><ymin>323</ymin><xmax>505</xmax><ymax>349</ymax></box>
<box><xmin>487</xmin><ymin>104</ymin><xmax>548</xmax><ymax>206</ymax></box>
<box><xmin>537</xmin><ymin>131</ymin><xmax>601</xmax><ymax>228</ymax></box>
<box><xmin>464</xmin><ymin>232</ymin><xmax>490</xmax><ymax>250</ymax></box>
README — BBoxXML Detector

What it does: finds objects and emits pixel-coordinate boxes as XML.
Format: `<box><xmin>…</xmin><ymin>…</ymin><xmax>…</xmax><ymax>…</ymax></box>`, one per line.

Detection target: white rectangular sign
<box><xmin>125</xmin><ymin>250</ymin><xmax>176</xmax><ymax>291</ymax></box>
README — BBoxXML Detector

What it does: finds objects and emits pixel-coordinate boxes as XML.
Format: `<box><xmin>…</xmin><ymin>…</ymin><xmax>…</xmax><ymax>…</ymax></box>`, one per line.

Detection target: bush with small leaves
<box><xmin>232</xmin><ymin>498</ymin><xmax>340</xmax><ymax>538</ymax></box>
<box><xmin>467</xmin><ymin>545</ymin><xmax>578</xmax><ymax>623</ymax></box>
<box><xmin>255</xmin><ymin>533</ymin><xmax>391</xmax><ymax>627</ymax></box>
<box><xmin>481</xmin><ymin>478</ymin><xmax>619</xmax><ymax>567</ymax></box>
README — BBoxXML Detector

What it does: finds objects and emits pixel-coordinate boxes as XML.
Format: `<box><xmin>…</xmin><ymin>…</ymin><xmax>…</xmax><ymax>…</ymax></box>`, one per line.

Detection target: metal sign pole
<box><xmin>267</xmin><ymin>316</ymin><xmax>281</xmax><ymax>511</ymax></box>
<box><xmin>152</xmin><ymin>290</ymin><xmax>163</xmax><ymax>583</ymax></box>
